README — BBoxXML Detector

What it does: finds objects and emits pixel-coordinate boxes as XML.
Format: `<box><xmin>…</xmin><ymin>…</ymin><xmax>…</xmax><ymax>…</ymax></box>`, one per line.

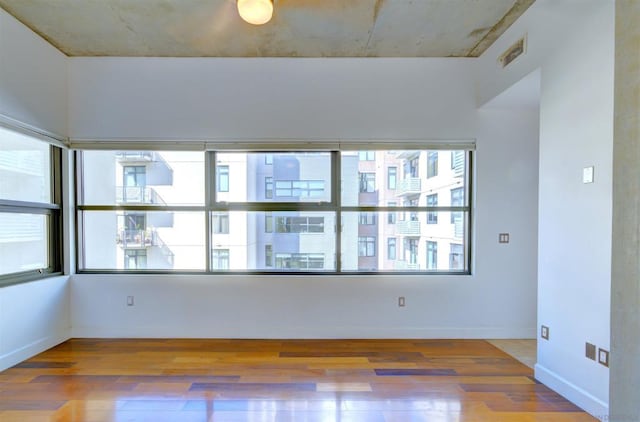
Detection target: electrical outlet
<box><xmin>541</xmin><ymin>325</ymin><xmax>549</xmax><ymax>340</ymax></box>
<box><xmin>127</xmin><ymin>296</ymin><xmax>135</xmax><ymax>306</ymax></box>
<box><xmin>598</xmin><ymin>348</ymin><xmax>609</xmax><ymax>367</ymax></box>
<box><xmin>498</xmin><ymin>233</ymin><xmax>510</xmax><ymax>243</ymax></box>
<box><xmin>585</xmin><ymin>342</ymin><xmax>596</xmax><ymax>360</ymax></box>
<box><xmin>398</xmin><ymin>296</ymin><xmax>405</xmax><ymax>307</ymax></box>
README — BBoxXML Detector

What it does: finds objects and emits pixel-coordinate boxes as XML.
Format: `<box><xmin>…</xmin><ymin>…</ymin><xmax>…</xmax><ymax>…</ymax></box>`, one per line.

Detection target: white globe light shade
<box><xmin>237</xmin><ymin>0</ymin><xmax>274</xmax><ymax>25</ymax></box>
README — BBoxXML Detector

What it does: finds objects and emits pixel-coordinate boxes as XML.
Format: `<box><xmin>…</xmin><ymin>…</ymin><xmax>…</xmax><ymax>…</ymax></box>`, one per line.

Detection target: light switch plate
<box><xmin>499</xmin><ymin>233</ymin><xmax>510</xmax><ymax>244</ymax></box>
<box><xmin>583</xmin><ymin>166</ymin><xmax>594</xmax><ymax>184</ymax></box>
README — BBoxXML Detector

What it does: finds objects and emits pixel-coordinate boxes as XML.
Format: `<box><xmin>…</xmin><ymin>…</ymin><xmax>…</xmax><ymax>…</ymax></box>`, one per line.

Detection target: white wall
<box><xmin>68</xmin><ymin>58</ymin><xmax>477</xmax><ymax>140</ymax></box>
<box><xmin>476</xmin><ymin>0</ymin><xmax>610</xmax><ymax>108</ymax></box>
<box><xmin>0</xmin><ymin>7</ymin><xmax>67</xmax><ymax>137</ymax></box>
<box><xmin>0</xmin><ymin>7</ymin><xmax>70</xmax><ymax>371</ymax></box>
<box><xmin>475</xmin><ymin>0</ymin><xmax>615</xmax><ymax>418</ymax></box>
<box><xmin>534</xmin><ymin>1</ymin><xmax>614</xmax><ymax>419</ymax></box>
<box><xmin>0</xmin><ymin>276</ymin><xmax>70</xmax><ymax>371</ymax></box>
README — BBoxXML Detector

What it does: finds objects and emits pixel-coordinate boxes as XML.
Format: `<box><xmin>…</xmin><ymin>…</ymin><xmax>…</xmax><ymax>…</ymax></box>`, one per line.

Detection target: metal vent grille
<box><xmin>499</xmin><ymin>36</ymin><xmax>526</xmax><ymax>68</ymax></box>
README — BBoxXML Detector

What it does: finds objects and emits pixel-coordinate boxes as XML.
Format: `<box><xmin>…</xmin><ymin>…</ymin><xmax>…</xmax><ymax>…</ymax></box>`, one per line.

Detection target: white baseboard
<box><xmin>0</xmin><ymin>331</ymin><xmax>70</xmax><ymax>371</ymax></box>
<box><xmin>72</xmin><ymin>325</ymin><xmax>536</xmax><ymax>339</ymax></box>
<box><xmin>535</xmin><ymin>364</ymin><xmax>608</xmax><ymax>420</ymax></box>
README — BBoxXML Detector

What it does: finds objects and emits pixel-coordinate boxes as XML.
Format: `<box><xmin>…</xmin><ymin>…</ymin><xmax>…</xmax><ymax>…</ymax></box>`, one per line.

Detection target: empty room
<box><xmin>0</xmin><ymin>0</ymin><xmax>637</xmax><ymax>421</ymax></box>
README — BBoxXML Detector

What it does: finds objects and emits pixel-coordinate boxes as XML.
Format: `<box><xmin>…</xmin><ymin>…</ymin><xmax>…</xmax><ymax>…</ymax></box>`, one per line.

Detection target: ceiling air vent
<box><xmin>499</xmin><ymin>35</ymin><xmax>526</xmax><ymax>68</ymax></box>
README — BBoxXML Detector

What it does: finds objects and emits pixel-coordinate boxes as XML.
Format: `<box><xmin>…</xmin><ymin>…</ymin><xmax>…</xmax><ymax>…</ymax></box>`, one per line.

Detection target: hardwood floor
<box><xmin>0</xmin><ymin>339</ymin><xmax>595</xmax><ymax>421</ymax></box>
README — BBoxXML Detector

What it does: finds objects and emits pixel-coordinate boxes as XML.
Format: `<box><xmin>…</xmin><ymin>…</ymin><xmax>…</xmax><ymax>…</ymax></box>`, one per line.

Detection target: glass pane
<box><xmin>211</xmin><ymin>211</ymin><xmax>335</xmax><ymax>271</ymax></box>
<box><xmin>81</xmin><ymin>151</ymin><xmax>204</xmax><ymax>205</ymax></box>
<box><xmin>341</xmin><ymin>211</ymin><xmax>467</xmax><ymax>272</ymax></box>
<box><xmin>81</xmin><ymin>211</ymin><xmax>205</xmax><ymax>270</ymax></box>
<box><xmin>215</xmin><ymin>152</ymin><xmax>331</xmax><ymax>203</ymax></box>
<box><xmin>0</xmin><ymin>126</ymin><xmax>50</xmax><ymax>203</ymax></box>
<box><xmin>0</xmin><ymin>213</ymin><xmax>48</xmax><ymax>274</ymax></box>
<box><xmin>341</xmin><ymin>150</ymin><xmax>467</xmax><ymax>206</ymax></box>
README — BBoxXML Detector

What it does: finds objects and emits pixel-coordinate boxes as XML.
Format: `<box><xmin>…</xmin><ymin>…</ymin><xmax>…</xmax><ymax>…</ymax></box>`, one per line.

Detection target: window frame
<box><xmin>75</xmin><ymin>148</ymin><xmax>473</xmax><ymax>275</ymax></box>
<box><xmin>0</xmin><ymin>129</ymin><xmax>63</xmax><ymax>286</ymax></box>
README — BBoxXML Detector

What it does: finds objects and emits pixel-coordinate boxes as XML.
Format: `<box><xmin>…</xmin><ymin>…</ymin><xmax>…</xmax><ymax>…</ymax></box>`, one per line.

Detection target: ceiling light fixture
<box><xmin>237</xmin><ymin>0</ymin><xmax>273</xmax><ymax>25</ymax></box>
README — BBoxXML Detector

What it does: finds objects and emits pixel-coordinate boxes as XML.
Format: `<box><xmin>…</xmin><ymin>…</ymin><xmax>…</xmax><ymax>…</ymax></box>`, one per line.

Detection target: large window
<box><xmin>77</xmin><ymin>149</ymin><xmax>471</xmax><ymax>273</ymax></box>
<box><xmin>0</xmin><ymin>126</ymin><xmax>62</xmax><ymax>284</ymax></box>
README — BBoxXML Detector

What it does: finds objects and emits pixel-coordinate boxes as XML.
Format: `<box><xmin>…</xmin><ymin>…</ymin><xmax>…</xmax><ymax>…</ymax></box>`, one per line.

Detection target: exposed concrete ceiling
<box><xmin>0</xmin><ymin>0</ymin><xmax>535</xmax><ymax>57</ymax></box>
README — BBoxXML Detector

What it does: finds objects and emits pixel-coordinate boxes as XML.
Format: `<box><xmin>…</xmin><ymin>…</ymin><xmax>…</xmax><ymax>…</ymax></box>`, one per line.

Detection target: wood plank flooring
<box><xmin>0</xmin><ymin>339</ymin><xmax>596</xmax><ymax>421</ymax></box>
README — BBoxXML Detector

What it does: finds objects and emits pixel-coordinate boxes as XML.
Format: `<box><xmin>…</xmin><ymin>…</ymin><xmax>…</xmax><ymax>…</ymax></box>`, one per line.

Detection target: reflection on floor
<box><xmin>487</xmin><ymin>339</ymin><xmax>537</xmax><ymax>369</ymax></box>
<box><xmin>0</xmin><ymin>338</ymin><xmax>594</xmax><ymax>422</ymax></box>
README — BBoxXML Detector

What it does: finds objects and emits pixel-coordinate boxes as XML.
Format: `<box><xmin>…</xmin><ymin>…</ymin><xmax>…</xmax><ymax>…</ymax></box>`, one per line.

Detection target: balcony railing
<box><xmin>394</xmin><ymin>261</ymin><xmax>420</xmax><ymax>270</ymax></box>
<box><xmin>116</xmin><ymin>228</ymin><xmax>174</xmax><ymax>265</ymax></box>
<box><xmin>397</xmin><ymin>219</ymin><xmax>421</xmax><ymax>236</ymax></box>
<box><xmin>452</xmin><ymin>151</ymin><xmax>465</xmax><ymax>177</ymax></box>
<box><xmin>397</xmin><ymin>177</ymin><xmax>421</xmax><ymax>195</ymax></box>
<box><xmin>117</xmin><ymin>229</ymin><xmax>153</xmax><ymax>248</ymax></box>
<box><xmin>452</xmin><ymin>215</ymin><xmax>464</xmax><ymax>239</ymax></box>
<box><xmin>0</xmin><ymin>151</ymin><xmax>45</xmax><ymax>176</ymax></box>
<box><xmin>115</xmin><ymin>151</ymin><xmax>155</xmax><ymax>162</ymax></box>
<box><xmin>116</xmin><ymin>186</ymin><xmax>167</xmax><ymax>205</ymax></box>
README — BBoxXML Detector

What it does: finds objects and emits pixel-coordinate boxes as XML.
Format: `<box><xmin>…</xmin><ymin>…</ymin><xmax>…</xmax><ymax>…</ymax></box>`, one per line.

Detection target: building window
<box><xmin>265</xmin><ymin>154</ymin><xmax>273</xmax><ymax>165</ymax></box>
<box><xmin>265</xmin><ymin>245</ymin><xmax>273</xmax><ymax>267</ymax></box>
<box><xmin>265</xmin><ymin>214</ymin><xmax>273</xmax><ymax>233</ymax></box>
<box><xmin>358</xmin><ymin>237</ymin><xmax>376</xmax><ymax>257</ymax></box>
<box><xmin>123</xmin><ymin>166</ymin><xmax>146</xmax><ymax>187</ymax></box>
<box><xmin>427</xmin><ymin>194</ymin><xmax>438</xmax><ymax>224</ymax></box>
<box><xmin>217</xmin><ymin>165</ymin><xmax>229</xmax><ymax>192</ymax></box>
<box><xmin>358</xmin><ymin>212</ymin><xmax>376</xmax><ymax>225</ymax></box>
<box><xmin>275</xmin><ymin>216</ymin><xmax>324</xmax><ymax>233</ymax></box>
<box><xmin>359</xmin><ymin>172</ymin><xmax>376</xmax><ymax>193</ymax></box>
<box><xmin>275</xmin><ymin>253</ymin><xmax>324</xmax><ymax>269</ymax></box>
<box><xmin>427</xmin><ymin>152</ymin><xmax>438</xmax><ymax>178</ymax></box>
<box><xmin>387</xmin><ymin>166</ymin><xmax>397</xmax><ymax>189</ymax></box>
<box><xmin>427</xmin><ymin>241</ymin><xmax>437</xmax><ymax>270</ymax></box>
<box><xmin>274</xmin><ymin>180</ymin><xmax>324</xmax><ymax>198</ymax></box>
<box><xmin>387</xmin><ymin>202</ymin><xmax>397</xmax><ymax>224</ymax></box>
<box><xmin>358</xmin><ymin>151</ymin><xmax>375</xmax><ymax>161</ymax></box>
<box><xmin>404</xmin><ymin>156</ymin><xmax>419</xmax><ymax>178</ymax></box>
<box><xmin>388</xmin><ymin>238</ymin><xmax>397</xmax><ymax>260</ymax></box>
<box><xmin>449</xmin><ymin>243</ymin><xmax>464</xmax><ymax>270</ymax></box>
<box><xmin>450</xmin><ymin>187</ymin><xmax>464</xmax><ymax>224</ymax></box>
<box><xmin>124</xmin><ymin>249</ymin><xmax>147</xmax><ymax>269</ymax></box>
<box><xmin>212</xmin><ymin>249</ymin><xmax>230</xmax><ymax>270</ymax></box>
<box><xmin>0</xmin><ymin>126</ymin><xmax>62</xmax><ymax>283</ymax></box>
<box><xmin>405</xmin><ymin>239</ymin><xmax>418</xmax><ymax>265</ymax></box>
<box><xmin>265</xmin><ymin>177</ymin><xmax>273</xmax><ymax>199</ymax></box>
<box><xmin>212</xmin><ymin>212</ymin><xmax>229</xmax><ymax>234</ymax></box>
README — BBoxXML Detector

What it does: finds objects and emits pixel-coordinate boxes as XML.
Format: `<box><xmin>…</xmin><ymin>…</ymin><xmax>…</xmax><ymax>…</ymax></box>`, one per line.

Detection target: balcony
<box><xmin>117</xmin><ymin>228</ymin><xmax>175</xmax><ymax>267</ymax></box>
<box><xmin>452</xmin><ymin>215</ymin><xmax>464</xmax><ymax>239</ymax></box>
<box><xmin>397</xmin><ymin>177</ymin><xmax>421</xmax><ymax>196</ymax></box>
<box><xmin>116</xmin><ymin>186</ymin><xmax>167</xmax><ymax>205</ymax></box>
<box><xmin>115</xmin><ymin>151</ymin><xmax>156</xmax><ymax>162</ymax></box>
<box><xmin>452</xmin><ymin>151</ymin><xmax>465</xmax><ymax>177</ymax></box>
<box><xmin>396</xmin><ymin>219</ymin><xmax>421</xmax><ymax>236</ymax></box>
<box><xmin>394</xmin><ymin>261</ymin><xmax>420</xmax><ymax>270</ymax></box>
<box><xmin>115</xmin><ymin>152</ymin><xmax>174</xmax><ymax>185</ymax></box>
<box><xmin>117</xmin><ymin>229</ymin><xmax>153</xmax><ymax>248</ymax></box>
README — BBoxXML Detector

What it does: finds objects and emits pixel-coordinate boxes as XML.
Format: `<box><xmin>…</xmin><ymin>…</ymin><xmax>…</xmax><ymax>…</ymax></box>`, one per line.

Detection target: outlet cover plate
<box><xmin>541</xmin><ymin>325</ymin><xmax>549</xmax><ymax>340</ymax></box>
<box><xmin>598</xmin><ymin>348</ymin><xmax>609</xmax><ymax>367</ymax></box>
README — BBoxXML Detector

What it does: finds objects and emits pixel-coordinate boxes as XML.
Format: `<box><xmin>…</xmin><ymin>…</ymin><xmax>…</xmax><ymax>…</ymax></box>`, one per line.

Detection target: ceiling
<box><xmin>0</xmin><ymin>0</ymin><xmax>535</xmax><ymax>58</ymax></box>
